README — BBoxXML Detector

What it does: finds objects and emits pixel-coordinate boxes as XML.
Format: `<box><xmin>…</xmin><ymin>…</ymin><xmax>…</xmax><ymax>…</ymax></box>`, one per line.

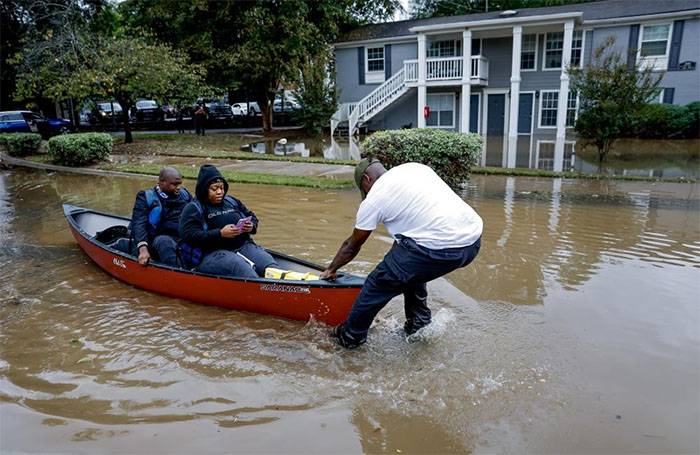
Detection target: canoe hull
<box><xmin>65</xmin><ymin>205</ymin><xmax>362</xmax><ymax>325</ymax></box>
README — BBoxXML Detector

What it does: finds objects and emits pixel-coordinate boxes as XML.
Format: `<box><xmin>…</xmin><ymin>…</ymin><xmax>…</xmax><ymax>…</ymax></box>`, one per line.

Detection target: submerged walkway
<box><xmin>0</xmin><ymin>153</ymin><xmax>355</xmax><ymax>181</ymax></box>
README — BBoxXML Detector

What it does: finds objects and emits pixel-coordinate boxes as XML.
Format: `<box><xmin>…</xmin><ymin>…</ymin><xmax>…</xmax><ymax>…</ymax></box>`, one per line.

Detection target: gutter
<box><xmin>408</xmin><ymin>12</ymin><xmax>583</xmax><ymax>33</ymax></box>
<box><xmin>583</xmin><ymin>9</ymin><xmax>700</xmax><ymax>25</ymax></box>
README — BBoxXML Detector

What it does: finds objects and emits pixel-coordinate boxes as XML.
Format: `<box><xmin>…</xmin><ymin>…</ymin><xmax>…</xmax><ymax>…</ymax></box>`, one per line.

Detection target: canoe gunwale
<box><xmin>63</xmin><ymin>204</ymin><xmax>364</xmax><ymax>289</ymax></box>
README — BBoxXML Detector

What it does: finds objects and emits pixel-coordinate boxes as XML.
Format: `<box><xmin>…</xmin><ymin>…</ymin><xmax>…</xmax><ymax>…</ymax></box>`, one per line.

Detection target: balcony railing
<box><xmin>403</xmin><ymin>56</ymin><xmax>489</xmax><ymax>84</ymax></box>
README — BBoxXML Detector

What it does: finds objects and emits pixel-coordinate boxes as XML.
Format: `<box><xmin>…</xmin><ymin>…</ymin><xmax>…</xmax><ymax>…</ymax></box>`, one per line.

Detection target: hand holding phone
<box><xmin>236</xmin><ymin>216</ymin><xmax>252</xmax><ymax>230</ymax></box>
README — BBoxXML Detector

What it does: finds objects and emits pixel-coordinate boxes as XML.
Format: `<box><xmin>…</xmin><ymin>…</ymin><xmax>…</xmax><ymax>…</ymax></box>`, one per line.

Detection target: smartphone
<box><xmin>236</xmin><ymin>216</ymin><xmax>252</xmax><ymax>229</ymax></box>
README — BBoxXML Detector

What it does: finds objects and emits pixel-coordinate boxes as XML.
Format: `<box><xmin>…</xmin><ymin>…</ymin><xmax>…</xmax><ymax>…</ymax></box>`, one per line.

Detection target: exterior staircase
<box><xmin>331</xmin><ymin>68</ymin><xmax>409</xmax><ymax>137</ymax></box>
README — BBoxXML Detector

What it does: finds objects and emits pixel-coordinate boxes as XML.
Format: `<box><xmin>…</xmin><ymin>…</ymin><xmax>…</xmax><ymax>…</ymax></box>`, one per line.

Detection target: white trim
<box><xmin>636</xmin><ymin>21</ymin><xmax>673</xmax><ymax>71</ymax></box>
<box><xmin>543</xmin><ymin>31</ymin><xmax>564</xmax><ymax>71</ymax></box>
<box><xmin>535</xmin><ymin>140</ymin><xmax>576</xmax><ymax>170</ymax></box>
<box><xmin>335</xmin><ymin>36</ymin><xmax>415</xmax><ymax>49</ymax></box>
<box><xmin>409</xmin><ymin>12</ymin><xmax>582</xmax><ymax>33</ymax></box>
<box><xmin>520</xmin><ymin>33</ymin><xmax>538</xmax><ymax>72</ymax></box>
<box><xmin>538</xmin><ymin>90</ymin><xmax>559</xmax><ymax>129</ymax></box>
<box><xmin>365</xmin><ymin>46</ymin><xmax>386</xmax><ymax>84</ymax></box>
<box><xmin>426</xmin><ymin>92</ymin><xmax>456</xmax><ymax>129</ymax></box>
<box><xmin>583</xmin><ymin>10</ymin><xmax>700</xmax><ymax>26</ymax></box>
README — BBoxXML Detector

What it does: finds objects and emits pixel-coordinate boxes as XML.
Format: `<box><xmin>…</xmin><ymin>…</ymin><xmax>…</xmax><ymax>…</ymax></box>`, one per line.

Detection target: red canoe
<box><xmin>63</xmin><ymin>204</ymin><xmax>364</xmax><ymax>325</ymax></box>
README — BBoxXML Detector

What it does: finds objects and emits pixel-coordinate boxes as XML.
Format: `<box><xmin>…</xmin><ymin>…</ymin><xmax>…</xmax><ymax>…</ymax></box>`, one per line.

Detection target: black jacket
<box><xmin>130</xmin><ymin>186</ymin><xmax>192</xmax><ymax>247</ymax></box>
<box><xmin>178</xmin><ymin>165</ymin><xmax>259</xmax><ymax>252</ymax></box>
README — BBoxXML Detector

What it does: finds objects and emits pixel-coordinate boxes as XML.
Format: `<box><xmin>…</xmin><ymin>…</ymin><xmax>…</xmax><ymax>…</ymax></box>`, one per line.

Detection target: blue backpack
<box><xmin>178</xmin><ymin>195</ymin><xmax>239</xmax><ymax>269</ymax></box>
<box><xmin>144</xmin><ymin>187</ymin><xmax>191</xmax><ymax>235</ymax></box>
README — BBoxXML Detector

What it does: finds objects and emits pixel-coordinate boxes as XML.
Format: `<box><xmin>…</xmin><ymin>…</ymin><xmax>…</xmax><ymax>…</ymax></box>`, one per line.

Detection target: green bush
<box><xmin>632</xmin><ymin>102</ymin><xmax>700</xmax><ymax>139</ymax></box>
<box><xmin>361</xmin><ymin>129</ymin><xmax>482</xmax><ymax>189</ymax></box>
<box><xmin>47</xmin><ymin>133</ymin><xmax>113</xmax><ymax>166</ymax></box>
<box><xmin>0</xmin><ymin>133</ymin><xmax>42</xmax><ymax>157</ymax></box>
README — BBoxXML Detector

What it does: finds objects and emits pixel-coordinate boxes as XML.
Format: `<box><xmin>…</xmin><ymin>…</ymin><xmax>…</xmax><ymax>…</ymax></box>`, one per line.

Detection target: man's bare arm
<box><xmin>320</xmin><ymin>228</ymin><xmax>372</xmax><ymax>280</ymax></box>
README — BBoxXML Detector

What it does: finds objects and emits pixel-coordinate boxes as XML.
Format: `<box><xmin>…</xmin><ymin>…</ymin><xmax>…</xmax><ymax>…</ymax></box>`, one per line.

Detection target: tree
<box><xmin>120</xmin><ymin>0</ymin><xmax>398</xmax><ymax>131</ymax></box>
<box><xmin>292</xmin><ymin>47</ymin><xmax>338</xmax><ymax>134</ymax></box>
<box><xmin>568</xmin><ymin>36</ymin><xmax>662</xmax><ymax>162</ymax></box>
<box><xmin>410</xmin><ymin>0</ymin><xmax>596</xmax><ymax>19</ymax></box>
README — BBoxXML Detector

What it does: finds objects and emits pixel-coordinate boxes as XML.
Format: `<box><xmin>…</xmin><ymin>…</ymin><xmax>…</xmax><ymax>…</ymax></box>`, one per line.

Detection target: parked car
<box><xmin>197</xmin><ymin>97</ymin><xmax>233</xmax><ymax>123</ymax></box>
<box><xmin>231</xmin><ymin>103</ymin><xmax>248</xmax><ymax>116</ymax></box>
<box><xmin>89</xmin><ymin>101</ymin><xmax>123</xmax><ymax>125</ymax></box>
<box><xmin>273</xmin><ymin>93</ymin><xmax>301</xmax><ymax>113</ymax></box>
<box><xmin>130</xmin><ymin>99</ymin><xmax>164</xmax><ymax>124</ymax></box>
<box><xmin>0</xmin><ymin>110</ymin><xmax>71</xmax><ymax>138</ymax></box>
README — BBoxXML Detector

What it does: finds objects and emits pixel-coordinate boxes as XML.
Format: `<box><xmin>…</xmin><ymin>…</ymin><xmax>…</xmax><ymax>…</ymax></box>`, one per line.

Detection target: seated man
<box><xmin>129</xmin><ymin>166</ymin><xmax>192</xmax><ymax>266</ymax></box>
<box><xmin>178</xmin><ymin>164</ymin><xmax>278</xmax><ymax>277</ymax></box>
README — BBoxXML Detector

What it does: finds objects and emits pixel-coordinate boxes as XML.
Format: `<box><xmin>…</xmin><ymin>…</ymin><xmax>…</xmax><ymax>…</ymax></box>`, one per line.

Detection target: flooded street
<box><xmin>1</xmin><ymin>168</ymin><xmax>698</xmax><ymax>453</ymax></box>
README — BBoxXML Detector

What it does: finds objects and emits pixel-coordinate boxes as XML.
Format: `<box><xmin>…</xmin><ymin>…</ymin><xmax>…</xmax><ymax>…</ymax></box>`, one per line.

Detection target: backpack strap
<box><xmin>192</xmin><ymin>200</ymin><xmax>208</xmax><ymax>231</ymax></box>
<box><xmin>144</xmin><ymin>188</ymin><xmax>162</xmax><ymax>232</ymax></box>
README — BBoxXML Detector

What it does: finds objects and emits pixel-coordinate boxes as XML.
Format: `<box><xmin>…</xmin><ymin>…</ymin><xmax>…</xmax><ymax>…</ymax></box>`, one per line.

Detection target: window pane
<box><xmin>367</xmin><ymin>47</ymin><xmax>383</xmax><ymax>59</ymax></box>
<box><xmin>570</xmin><ymin>49</ymin><xmax>581</xmax><ymax>67</ymax></box>
<box><xmin>427</xmin><ymin>112</ymin><xmax>438</xmax><ymax>126</ymax></box>
<box><xmin>572</xmin><ymin>30</ymin><xmax>583</xmax><ymax>48</ymax></box>
<box><xmin>546</xmin><ymin>50</ymin><xmax>562</xmax><ymax>68</ymax></box>
<box><xmin>642</xmin><ymin>25</ymin><xmax>670</xmax><ymax>41</ymax></box>
<box><xmin>368</xmin><ymin>60</ymin><xmax>384</xmax><ymax>71</ymax></box>
<box><xmin>546</xmin><ymin>32</ymin><xmax>563</xmax><ymax>50</ymax></box>
<box><xmin>522</xmin><ymin>34</ymin><xmax>537</xmax><ymax>51</ymax></box>
<box><xmin>640</xmin><ymin>41</ymin><xmax>667</xmax><ymax>57</ymax></box>
<box><xmin>471</xmin><ymin>39</ymin><xmax>481</xmax><ymax>55</ymax></box>
<box><xmin>440</xmin><ymin>111</ymin><xmax>453</xmax><ymax>126</ymax></box>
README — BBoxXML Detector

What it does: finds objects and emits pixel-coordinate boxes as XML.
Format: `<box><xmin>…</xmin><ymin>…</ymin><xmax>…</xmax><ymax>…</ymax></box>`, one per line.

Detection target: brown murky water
<box><xmin>1</xmin><ymin>169</ymin><xmax>698</xmax><ymax>454</ymax></box>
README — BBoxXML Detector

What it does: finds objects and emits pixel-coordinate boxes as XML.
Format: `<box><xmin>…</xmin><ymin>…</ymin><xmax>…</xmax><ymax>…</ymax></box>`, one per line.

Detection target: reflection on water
<box><xmin>1</xmin><ymin>169</ymin><xmax>698</xmax><ymax>453</ymax></box>
<box><xmin>243</xmin><ymin>135</ymin><xmax>699</xmax><ymax>178</ymax></box>
<box><xmin>242</xmin><ymin>137</ymin><xmax>361</xmax><ymax>161</ymax></box>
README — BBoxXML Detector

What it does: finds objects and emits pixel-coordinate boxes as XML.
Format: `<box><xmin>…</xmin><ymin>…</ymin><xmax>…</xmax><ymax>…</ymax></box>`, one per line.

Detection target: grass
<box><xmin>471</xmin><ymin>165</ymin><xmax>696</xmax><ymax>183</ymax></box>
<box><xmin>101</xmin><ymin>163</ymin><xmax>355</xmax><ymax>189</ymax></box>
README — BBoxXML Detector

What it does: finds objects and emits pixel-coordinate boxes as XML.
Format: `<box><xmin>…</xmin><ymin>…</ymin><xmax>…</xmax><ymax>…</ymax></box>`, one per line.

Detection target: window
<box><xmin>426</xmin><ymin>93</ymin><xmax>455</xmax><ymax>128</ymax></box>
<box><xmin>428</xmin><ymin>40</ymin><xmax>461</xmax><ymax>57</ymax></box>
<box><xmin>566</xmin><ymin>91</ymin><xmax>578</xmax><ymax>127</ymax></box>
<box><xmin>570</xmin><ymin>30</ymin><xmax>583</xmax><ymax>67</ymax></box>
<box><xmin>521</xmin><ymin>34</ymin><xmax>537</xmax><ymax>70</ymax></box>
<box><xmin>471</xmin><ymin>38</ymin><xmax>482</xmax><ymax>56</ymax></box>
<box><xmin>544</xmin><ymin>32</ymin><xmax>564</xmax><ymax>69</ymax></box>
<box><xmin>539</xmin><ymin>91</ymin><xmax>558</xmax><ymax>127</ymax></box>
<box><xmin>366</xmin><ymin>47</ymin><xmax>384</xmax><ymax>72</ymax></box>
<box><xmin>638</xmin><ymin>23</ymin><xmax>671</xmax><ymax>70</ymax></box>
<box><xmin>536</xmin><ymin>141</ymin><xmax>575</xmax><ymax>171</ymax></box>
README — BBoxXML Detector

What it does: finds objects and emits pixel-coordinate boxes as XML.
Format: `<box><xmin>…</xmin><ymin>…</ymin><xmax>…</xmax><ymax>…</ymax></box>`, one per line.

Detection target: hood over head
<box><xmin>195</xmin><ymin>165</ymin><xmax>228</xmax><ymax>202</ymax></box>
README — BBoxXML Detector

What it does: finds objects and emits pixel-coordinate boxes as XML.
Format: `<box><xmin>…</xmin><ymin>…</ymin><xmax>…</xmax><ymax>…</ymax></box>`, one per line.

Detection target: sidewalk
<box><xmin>0</xmin><ymin>152</ymin><xmax>355</xmax><ymax>181</ymax></box>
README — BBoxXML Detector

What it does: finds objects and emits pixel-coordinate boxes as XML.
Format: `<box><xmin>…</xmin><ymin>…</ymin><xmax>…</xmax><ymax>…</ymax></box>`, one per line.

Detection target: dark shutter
<box><xmin>358</xmin><ymin>47</ymin><xmax>365</xmax><ymax>85</ymax></box>
<box><xmin>470</xmin><ymin>94</ymin><xmax>479</xmax><ymax>133</ymax></box>
<box><xmin>384</xmin><ymin>45</ymin><xmax>392</xmax><ymax>79</ymax></box>
<box><xmin>518</xmin><ymin>93</ymin><xmax>533</xmax><ymax>134</ymax></box>
<box><xmin>627</xmin><ymin>24</ymin><xmax>640</xmax><ymax>71</ymax></box>
<box><xmin>668</xmin><ymin>20</ymin><xmax>685</xmax><ymax>71</ymax></box>
<box><xmin>663</xmin><ymin>88</ymin><xmax>675</xmax><ymax>104</ymax></box>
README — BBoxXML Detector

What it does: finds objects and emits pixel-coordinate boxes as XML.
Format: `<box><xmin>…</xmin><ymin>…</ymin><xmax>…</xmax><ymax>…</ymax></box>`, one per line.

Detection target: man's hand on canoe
<box><xmin>138</xmin><ymin>246</ymin><xmax>151</xmax><ymax>266</ymax></box>
<box><xmin>320</xmin><ymin>268</ymin><xmax>337</xmax><ymax>281</ymax></box>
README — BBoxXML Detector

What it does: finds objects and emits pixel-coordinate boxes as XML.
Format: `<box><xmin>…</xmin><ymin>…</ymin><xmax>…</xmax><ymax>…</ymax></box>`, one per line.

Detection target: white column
<box><xmin>417</xmin><ymin>34</ymin><xmax>427</xmax><ymax>128</ymax></box>
<box><xmin>460</xmin><ymin>29</ymin><xmax>473</xmax><ymax>134</ymax></box>
<box><xmin>554</xmin><ymin>20</ymin><xmax>574</xmax><ymax>172</ymax></box>
<box><xmin>506</xmin><ymin>25</ymin><xmax>522</xmax><ymax>169</ymax></box>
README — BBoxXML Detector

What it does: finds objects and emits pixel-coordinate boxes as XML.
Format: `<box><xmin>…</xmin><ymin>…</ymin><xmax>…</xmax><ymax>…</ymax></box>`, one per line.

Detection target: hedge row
<box><xmin>0</xmin><ymin>133</ymin><xmax>42</xmax><ymax>157</ymax></box>
<box><xmin>361</xmin><ymin>129</ymin><xmax>482</xmax><ymax>189</ymax></box>
<box><xmin>632</xmin><ymin>102</ymin><xmax>700</xmax><ymax>139</ymax></box>
<box><xmin>47</xmin><ymin>133</ymin><xmax>113</xmax><ymax>166</ymax></box>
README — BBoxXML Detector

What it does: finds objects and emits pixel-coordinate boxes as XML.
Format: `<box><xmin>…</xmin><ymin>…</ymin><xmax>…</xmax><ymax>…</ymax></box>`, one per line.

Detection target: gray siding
<box><xmin>661</xmin><ymin>18</ymin><xmax>700</xmax><ymax>104</ymax></box>
<box><xmin>587</xmin><ymin>25</ymin><xmax>631</xmax><ymax>62</ymax></box>
<box><xmin>483</xmin><ymin>37</ymin><xmax>512</xmax><ymax>88</ymax></box>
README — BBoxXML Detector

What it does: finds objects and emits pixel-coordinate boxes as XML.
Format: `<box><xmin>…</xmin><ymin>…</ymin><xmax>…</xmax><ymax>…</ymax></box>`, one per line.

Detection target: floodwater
<box><xmin>1</xmin><ymin>168</ymin><xmax>699</xmax><ymax>454</ymax></box>
<box><xmin>245</xmin><ymin>136</ymin><xmax>699</xmax><ymax>179</ymax></box>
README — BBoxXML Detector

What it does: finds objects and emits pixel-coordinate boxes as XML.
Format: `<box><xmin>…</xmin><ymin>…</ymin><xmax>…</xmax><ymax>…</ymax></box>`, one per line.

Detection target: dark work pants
<box><xmin>110</xmin><ymin>235</ymin><xmax>179</xmax><ymax>267</ymax></box>
<box><xmin>336</xmin><ymin>236</ymin><xmax>481</xmax><ymax>348</ymax></box>
<box><xmin>197</xmin><ymin>241</ymin><xmax>279</xmax><ymax>278</ymax></box>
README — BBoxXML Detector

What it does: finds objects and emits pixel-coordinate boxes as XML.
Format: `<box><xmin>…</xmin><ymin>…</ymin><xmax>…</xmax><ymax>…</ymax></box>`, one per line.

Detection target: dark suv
<box><xmin>89</xmin><ymin>101</ymin><xmax>124</xmax><ymax>125</ymax></box>
<box><xmin>130</xmin><ymin>100</ymin><xmax>164</xmax><ymax>124</ymax></box>
<box><xmin>197</xmin><ymin>97</ymin><xmax>233</xmax><ymax>124</ymax></box>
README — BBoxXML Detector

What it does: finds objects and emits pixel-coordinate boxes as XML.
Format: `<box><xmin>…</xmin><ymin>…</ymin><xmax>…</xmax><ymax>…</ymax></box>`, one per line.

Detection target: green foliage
<box><xmin>0</xmin><ymin>133</ymin><xmax>42</xmax><ymax>157</ymax></box>
<box><xmin>292</xmin><ymin>48</ymin><xmax>338</xmax><ymax>134</ymax></box>
<box><xmin>410</xmin><ymin>0</ymin><xmax>596</xmax><ymax>18</ymax></box>
<box><xmin>47</xmin><ymin>133</ymin><xmax>113</xmax><ymax>166</ymax></box>
<box><xmin>361</xmin><ymin>129</ymin><xmax>482</xmax><ymax>189</ymax></box>
<box><xmin>633</xmin><ymin>103</ymin><xmax>700</xmax><ymax>139</ymax></box>
<box><xmin>569</xmin><ymin>36</ymin><xmax>662</xmax><ymax>162</ymax></box>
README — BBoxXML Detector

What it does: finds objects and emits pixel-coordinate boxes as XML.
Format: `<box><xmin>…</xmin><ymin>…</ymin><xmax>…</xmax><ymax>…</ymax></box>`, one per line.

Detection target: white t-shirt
<box><xmin>355</xmin><ymin>163</ymin><xmax>483</xmax><ymax>250</ymax></box>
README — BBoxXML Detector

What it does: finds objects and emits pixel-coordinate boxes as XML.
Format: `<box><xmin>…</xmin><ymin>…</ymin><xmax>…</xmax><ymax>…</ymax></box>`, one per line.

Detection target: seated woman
<box><xmin>178</xmin><ymin>164</ymin><xmax>278</xmax><ymax>278</ymax></box>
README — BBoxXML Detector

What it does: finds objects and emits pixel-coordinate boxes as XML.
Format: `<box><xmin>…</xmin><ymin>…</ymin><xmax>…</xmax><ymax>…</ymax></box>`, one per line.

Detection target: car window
<box><xmin>136</xmin><ymin>100</ymin><xmax>158</xmax><ymax>108</ymax></box>
<box><xmin>31</xmin><ymin>114</ymin><xmax>43</xmax><ymax>121</ymax></box>
<box><xmin>6</xmin><ymin>113</ymin><xmax>25</xmax><ymax>121</ymax></box>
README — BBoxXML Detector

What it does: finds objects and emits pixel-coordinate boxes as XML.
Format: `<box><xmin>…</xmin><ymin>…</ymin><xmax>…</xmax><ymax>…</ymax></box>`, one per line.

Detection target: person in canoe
<box><xmin>320</xmin><ymin>159</ymin><xmax>483</xmax><ymax>349</ymax></box>
<box><xmin>178</xmin><ymin>164</ymin><xmax>278</xmax><ymax>277</ymax></box>
<box><xmin>129</xmin><ymin>166</ymin><xmax>192</xmax><ymax>267</ymax></box>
